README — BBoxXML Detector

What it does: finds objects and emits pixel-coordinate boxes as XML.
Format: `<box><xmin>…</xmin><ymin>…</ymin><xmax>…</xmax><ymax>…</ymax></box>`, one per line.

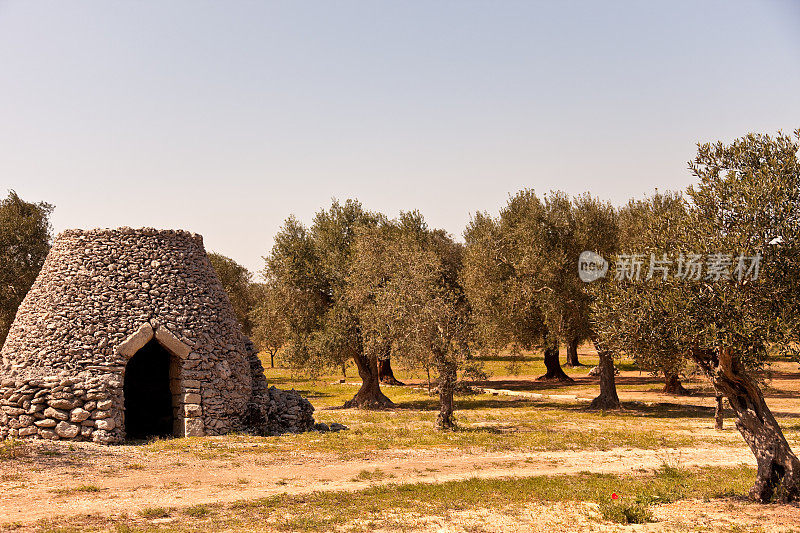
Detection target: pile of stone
<box><xmin>263</xmin><ymin>386</ymin><xmax>315</xmax><ymax>435</ymax></box>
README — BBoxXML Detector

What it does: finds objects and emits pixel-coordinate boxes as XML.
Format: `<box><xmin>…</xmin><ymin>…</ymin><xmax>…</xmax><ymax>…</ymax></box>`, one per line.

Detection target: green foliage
<box><xmin>591</xmin><ymin>191</ymin><xmax>690</xmax><ymax>380</ymax></box>
<box><xmin>348</xmin><ymin>212</ymin><xmax>469</xmax><ymax>368</ymax></box>
<box><xmin>138</xmin><ymin>507</ymin><xmax>170</xmax><ymax>519</ymax></box>
<box><xmin>183</xmin><ymin>504</ymin><xmax>212</xmax><ymax>517</ymax></box>
<box><xmin>208</xmin><ymin>252</ymin><xmax>256</xmax><ymax>335</ymax></box>
<box><xmin>0</xmin><ymin>439</ymin><xmax>26</xmax><ymax>460</ymax></box>
<box><xmin>263</xmin><ymin>199</ymin><xmax>383</xmax><ymax>382</ymax></box>
<box><xmin>598</xmin><ymin>500</ymin><xmax>653</xmax><ymax>524</ymax></box>
<box><xmin>50</xmin><ymin>485</ymin><xmax>102</xmax><ymax>496</ymax></box>
<box><xmin>249</xmin><ymin>282</ymin><xmax>288</xmax><ymax>366</ymax></box>
<box><xmin>686</xmin><ymin>130</ymin><xmax>800</xmax><ymax>366</ymax></box>
<box><xmin>593</xmin><ymin>130</ymin><xmax>800</xmax><ymax>378</ymax></box>
<box><xmin>462</xmin><ymin>190</ymin><xmax>617</xmax><ymax>353</ymax></box>
<box><xmin>0</xmin><ymin>190</ymin><xmax>53</xmax><ymax>346</ymax></box>
<box><xmin>347</xmin><ymin>211</ymin><xmax>472</xmax><ymax>424</ymax></box>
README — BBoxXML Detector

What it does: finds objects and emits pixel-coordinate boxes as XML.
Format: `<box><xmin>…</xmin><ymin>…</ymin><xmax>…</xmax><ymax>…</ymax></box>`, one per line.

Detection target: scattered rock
<box><xmin>588</xmin><ymin>366</ymin><xmax>619</xmax><ymax>377</ymax></box>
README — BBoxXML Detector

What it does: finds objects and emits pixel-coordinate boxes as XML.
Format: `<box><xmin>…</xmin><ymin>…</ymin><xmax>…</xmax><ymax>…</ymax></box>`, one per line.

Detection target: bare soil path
<box><xmin>0</xmin><ymin>439</ymin><xmax>754</xmax><ymax>526</ymax></box>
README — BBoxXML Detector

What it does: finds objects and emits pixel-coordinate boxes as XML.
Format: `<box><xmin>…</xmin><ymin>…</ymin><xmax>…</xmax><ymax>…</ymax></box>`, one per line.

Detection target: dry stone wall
<box><xmin>0</xmin><ymin>228</ymin><xmax>313</xmax><ymax>443</ymax></box>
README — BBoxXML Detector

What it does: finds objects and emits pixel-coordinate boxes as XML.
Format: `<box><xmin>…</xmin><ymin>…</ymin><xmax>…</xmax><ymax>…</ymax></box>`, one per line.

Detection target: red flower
<box><xmin>611</xmin><ymin>493</ymin><xmax>619</xmax><ymax>500</ymax></box>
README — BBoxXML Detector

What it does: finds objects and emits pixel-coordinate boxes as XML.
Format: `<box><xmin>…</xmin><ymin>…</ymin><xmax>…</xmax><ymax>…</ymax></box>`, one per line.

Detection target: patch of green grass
<box><xmin>183</xmin><ymin>504</ymin><xmax>212</xmax><ymax>518</ymax></box>
<box><xmin>142</xmin><ymin>400</ymin><xmax>708</xmax><ymax>464</ymax></box>
<box><xmin>49</xmin><ymin>485</ymin><xmax>103</xmax><ymax>496</ymax></box>
<box><xmin>38</xmin><ymin>449</ymin><xmax>63</xmax><ymax>457</ymax></box>
<box><xmin>29</xmin><ymin>465</ymin><xmax>756</xmax><ymax>532</ymax></box>
<box><xmin>225</xmin><ymin>464</ymin><xmax>754</xmax><ymax>530</ymax></box>
<box><xmin>599</xmin><ymin>500</ymin><xmax>653</xmax><ymax>524</ymax></box>
<box><xmin>139</xmin><ymin>507</ymin><xmax>170</xmax><ymax>519</ymax></box>
<box><xmin>0</xmin><ymin>439</ymin><xmax>26</xmax><ymax>460</ymax></box>
<box><xmin>351</xmin><ymin>468</ymin><xmax>394</xmax><ymax>482</ymax></box>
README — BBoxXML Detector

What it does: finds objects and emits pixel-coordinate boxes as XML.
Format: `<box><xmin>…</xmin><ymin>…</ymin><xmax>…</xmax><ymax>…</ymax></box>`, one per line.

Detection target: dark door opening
<box><xmin>124</xmin><ymin>339</ymin><xmax>174</xmax><ymax>439</ymax></box>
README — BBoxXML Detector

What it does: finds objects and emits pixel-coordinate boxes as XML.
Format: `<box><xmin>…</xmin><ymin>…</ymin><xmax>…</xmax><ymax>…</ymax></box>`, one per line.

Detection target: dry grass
<box><xmin>28</xmin><ymin>465</ymin><xmax>756</xmax><ymax>532</ymax></box>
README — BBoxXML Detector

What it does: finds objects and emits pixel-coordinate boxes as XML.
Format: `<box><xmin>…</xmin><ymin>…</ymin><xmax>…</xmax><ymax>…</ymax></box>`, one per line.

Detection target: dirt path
<box><xmin>0</xmin><ymin>441</ymin><xmax>754</xmax><ymax>526</ymax></box>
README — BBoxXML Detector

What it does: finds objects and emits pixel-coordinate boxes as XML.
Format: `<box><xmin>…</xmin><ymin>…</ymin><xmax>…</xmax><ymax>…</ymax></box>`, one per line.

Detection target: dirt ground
<box><xmin>355</xmin><ymin>499</ymin><xmax>800</xmax><ymax>533</ymax></box>
<box><xmin>0</xmin><ymin>441</ymin><xmax>756</xmax><ymax>524</ymax></box>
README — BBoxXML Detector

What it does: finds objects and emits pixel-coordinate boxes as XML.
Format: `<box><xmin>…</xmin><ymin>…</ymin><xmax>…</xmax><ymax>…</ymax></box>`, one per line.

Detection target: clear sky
<box><xmin>2</xmin><ymin>1</ymin><xmax>799</xmax><ymax>274</ymax></box>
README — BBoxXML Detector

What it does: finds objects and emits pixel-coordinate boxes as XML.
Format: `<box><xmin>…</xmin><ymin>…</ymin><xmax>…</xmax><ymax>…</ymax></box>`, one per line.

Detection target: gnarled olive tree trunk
<box><xmin>537</xmin><ymin>343</ymin><xmax>573</xmax><ymax>382</ymax></box>
<box><xmin>692</xmin><ymin>347</ymin><xmax>800</xmax><ymax>503</ymax></box>
<box><xmin>436</xmin><ymin>357</ymin><xmax>457</xmax><ymax>430</ymax></box>
<box><xmin>589</xmin><ymin>347</ymin><xmax>620</xmax><ymax>410</ymax></box>
<box><xmin>343</xmin><ymin>349</ymin><xmax>395</xmax><ymax>409</ymax></box>
<box><xmin>662</xmin><ymin>370</ymin><xmax>690</xmax><ymax>395</ymax></box>
<box><xmin>565</xmin><ymin>337</ymin><xmax>581</xmax><ymax>367</ymax></box>
<box><xmin>378</xmin><ymin>349</ymin><xmax>404</xmax><ymax>386</ymax></box>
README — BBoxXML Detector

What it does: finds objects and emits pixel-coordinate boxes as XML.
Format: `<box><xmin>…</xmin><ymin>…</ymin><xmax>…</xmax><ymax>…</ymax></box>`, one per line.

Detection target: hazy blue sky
<box><xmin>2</xmin><ymin>1</ymin><xmax>799</xmax><ymax>273</ymax></box>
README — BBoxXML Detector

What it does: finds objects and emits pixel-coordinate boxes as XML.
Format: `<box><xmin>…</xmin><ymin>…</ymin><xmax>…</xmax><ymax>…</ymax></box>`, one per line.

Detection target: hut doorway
<box><xmin>124</xmin><ymin>339</ymin><xmax>175</xmax><ymax>439</ymax></box>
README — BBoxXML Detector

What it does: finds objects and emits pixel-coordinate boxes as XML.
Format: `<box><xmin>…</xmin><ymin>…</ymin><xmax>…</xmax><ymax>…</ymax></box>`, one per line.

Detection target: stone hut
<box><xmin>0</xmin><ymin>228</ymin><xmax>313</xmax><ymax>443</ymax></box>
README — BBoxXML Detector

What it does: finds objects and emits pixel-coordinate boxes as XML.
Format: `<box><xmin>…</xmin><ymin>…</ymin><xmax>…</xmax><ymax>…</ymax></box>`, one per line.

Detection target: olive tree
<box><xmin>348</xmin><ymin>212</ymin><xmax>471</xmax><ymax>428</ymax></box>
<box><xmin>263</xmin><ymin>200</ymin><xmax>393</xmax><ymax>408</ymax></box>
<box><xmin>0</xmin><ymin>191</ymin><xmax>53</xmax><ymax>346</ymax></box>
<box><xmin>684</xmin><ymin>130</ymin><xmax>800</xmax><ymax>502</ymax></box>
<box><xmin>462</xmin><ymin>190</ymin><xmax>616</xmax><ymax>382</ymax></box>
<box><xmin>593</xmin><ymin>192</ymin><xmax>693</xmax><ymax>394</ymax></box>
<box><xmin>249</xmin><ymin>282</ymin><xmax>287</xmax><ymax>368</ymax></box>
<box><xmin>209</xmin><ymin>252</ymin><xmax>256</xmax><ymax>336</ymax></box>
<box><xmin>594</xmin><ymin>131</ymin><xmax>800</xmax><ymax>502</ymax></box>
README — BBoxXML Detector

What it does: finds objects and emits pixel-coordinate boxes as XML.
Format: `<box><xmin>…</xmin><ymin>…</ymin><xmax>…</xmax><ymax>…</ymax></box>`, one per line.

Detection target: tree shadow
<box><xmin>469</xmin><ymin>375</ymin><xmax>664</xmax><ymax>392</ymax></box>
<box><xmin>394</xmin><ymin>395</ymin><xmax>538</xmax><ymax>411</ymax></box>
<box><xmin>473</xmin><ymin>354</ymin><xmax>538</xmax><ymax>363</ymax></box>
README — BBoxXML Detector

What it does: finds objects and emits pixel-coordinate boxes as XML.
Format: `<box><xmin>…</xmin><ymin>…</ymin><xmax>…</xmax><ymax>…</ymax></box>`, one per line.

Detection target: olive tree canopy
<box><xmin>0</xmin><ymin>191</ymin><xmax>53</xmax><ymax>346</ymax></box>
<box><xmin>594</xmin><ymin>130</ymin><xmax>800</xmax><ymax>502</ymax></box>
<box><xmin>209</xmin><ymin>252</ymin><xmax>256</xmax><ymax>336</ymax></box>
<box><xmin>462</xmin><ymin>190</ymin><xmax>616</xmax><ymax>382</ymax></box>
<box><xmin>348</xmin><ymin>211</ymin><xmax>471</xmax><ymax>428</ymax></box>
<box><xmin>263</xmin><ymin>199</ymin><xmax>391</xmax><ymax>408</ymax></box>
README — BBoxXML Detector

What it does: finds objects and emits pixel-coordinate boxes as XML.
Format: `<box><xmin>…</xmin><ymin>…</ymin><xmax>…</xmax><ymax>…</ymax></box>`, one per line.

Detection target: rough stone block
<box><xmin>18</xmin><ymin>426</ymin><xmax>38</xmax><ymax>437</ymax></box>
<box><xmin>95</xmin><ymin>418</ymin><xmax>115</xmax><ymax>431</ymax></box>
<box><xmin>43</xmin><ymin>407</ymin><xmax>70</xmax><ymax>421</ymax></box>
<box><xmin>70</xmin><ymin>408</ymin><xmax>91</xmax><ymax>422</ymax></box>
<box><xmin>184</xmin><ymin>417</ymin><xmax>204</xmax><ymax>437</ymax></box>
<box><xmin>184</xmin><ymin>404</ymin><xmax>202</xmax><ymax>417</ymax></box>
<box><xmin>96</xmin><ymin>399</ymin><xmax>113</xmax><ymax>411</ymax></box>
<box><xmin>55</xmin><ymin>421</ymin><xmax>80</xmax><ymax>438</ymax></box>
<box><xmin>49</xmin><ymin>398</ymin><xmax>75</xmax><ymax>410</ymax></box>
<box><xmin>38</xmin><ymin>428</ymin><xmax>58</xmax><ymax>440</ymax></box>
<box><xmin>183</xmin><ymin>393</ymin><xmax>201</xmax><ymax>404</ymax></box>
